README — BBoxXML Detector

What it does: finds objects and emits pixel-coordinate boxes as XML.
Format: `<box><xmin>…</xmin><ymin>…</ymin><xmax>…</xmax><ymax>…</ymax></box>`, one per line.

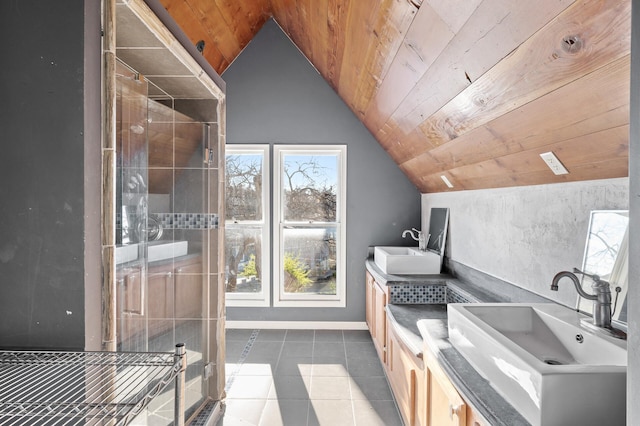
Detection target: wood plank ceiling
<box><xmin>158</xmin><ymin>0</ymin><xmax>630</xmax><ymax>193</ymax></box>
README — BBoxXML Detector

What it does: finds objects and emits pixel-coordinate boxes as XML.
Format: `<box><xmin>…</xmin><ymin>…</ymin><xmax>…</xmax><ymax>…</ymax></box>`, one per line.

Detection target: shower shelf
<box><xmin>0</xmin><ymin>344</ymin><xmax>186</xmax><ymax>426</ymax></box>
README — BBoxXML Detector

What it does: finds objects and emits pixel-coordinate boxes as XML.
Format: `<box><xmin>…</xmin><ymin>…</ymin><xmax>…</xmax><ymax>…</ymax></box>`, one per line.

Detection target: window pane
<box><xmin>225</xmin><ymin>226</ymin><xmax>264</xmax><ymax>294</ymax></box>
<box><xmin>226</xmin><ymin>153</ymin><xmax>263</xmax><ymax>221</ymax></box>
<box><xmin>281</xmin><ymin>226</ymin><xmax>337</xmax><ymax>295</ymax></box>
<box><xmin>282</xmin><ymin>154</ymin><xmax>338</xmax><ymax>222</ymax></box>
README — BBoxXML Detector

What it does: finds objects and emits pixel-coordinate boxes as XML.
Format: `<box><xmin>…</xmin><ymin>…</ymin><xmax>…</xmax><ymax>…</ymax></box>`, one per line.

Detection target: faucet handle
<box><xmin>572</xmin><ymin>267</ymin><xmax>601</xmax><ymax>282</ymax></box>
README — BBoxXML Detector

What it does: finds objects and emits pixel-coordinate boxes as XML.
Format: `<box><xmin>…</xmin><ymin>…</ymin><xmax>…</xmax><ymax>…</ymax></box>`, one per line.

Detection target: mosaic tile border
<box><xmin>446</xmin><ymin>288</ymin><xmax>473</xmax><ymax>304</ymax></box>
<box><xmin>156</xmin><ymin>213</ymin><xmax>219</xmax><ymax>229</ymax></box>
<box><xmin>389</xmin><ymin>284</ymin><xmax>447</xmax><ymax>304</ymax></box>
<box><xmin>116</xmin><ymin>213</ymin><xmax>219</xmax><ymax>230</ymax></box>
<box><xmin>388</xmin><ymin>284</ymin><xmax>475</xmax><ymax>305</ymax></box>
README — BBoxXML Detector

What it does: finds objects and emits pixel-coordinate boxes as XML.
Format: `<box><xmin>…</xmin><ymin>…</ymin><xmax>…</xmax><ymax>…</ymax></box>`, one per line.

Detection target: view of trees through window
<box><xmin>225</xmin><ymin>146</ymin><xmax>344</xmax><ymax>306</ymax></box>
<box><xmin>225</xmin><ymin>152</ymin><xmax>265</xmax><ymax>296</ymax></box>
<box><xmin>281</xmin><ymin>153</ymin><xmax>338</xmax><ymax>296</ymax></box>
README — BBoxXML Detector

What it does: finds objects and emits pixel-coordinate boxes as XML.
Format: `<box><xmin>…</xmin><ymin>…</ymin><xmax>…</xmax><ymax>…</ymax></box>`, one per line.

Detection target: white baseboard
<box><xmin>225</xmin><ymin>320</ymin><xmax>368</xmax><ymax>330</ymax></box>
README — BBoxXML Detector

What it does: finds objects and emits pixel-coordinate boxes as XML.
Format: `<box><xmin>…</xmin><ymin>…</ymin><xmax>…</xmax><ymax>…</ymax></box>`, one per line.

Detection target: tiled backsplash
<box><xmin>446</xmin><ymin>288</ymin><xmax>474</xmax><ymax>304</ymax></box>
<box><xmin>156</xmin><ymin>213</ymin><xmax>219</xmax><ymax>229</ymax></box>
<box><xmin>389</xmin><ymin>284</ymin><xmax>473</xmax><ymax>304</ymax></box>
<box><xmin>117</xmin><ymin>212</ymin><xmax>219</xmax><ymax>230</ymax></box>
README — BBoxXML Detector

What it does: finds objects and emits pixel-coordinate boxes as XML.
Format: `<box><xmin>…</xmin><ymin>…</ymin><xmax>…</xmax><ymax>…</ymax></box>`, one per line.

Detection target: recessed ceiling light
<box><xmin>440</xmin><ymin>175</ymin><xmax>454</xmax><ymax>188</ymax></box>
<box><xmin>540</xmin><ymin>151</ymin><xmax>569</xmax><ymax>175</ymax></box>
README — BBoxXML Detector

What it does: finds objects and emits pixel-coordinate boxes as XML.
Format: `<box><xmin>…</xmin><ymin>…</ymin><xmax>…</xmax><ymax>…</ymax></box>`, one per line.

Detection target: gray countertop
<box><xmin>389</xmin><ymin>304</ymin><xmax>530</xmax><ymax>426</ymax></box>
<box><xmin>368</xmin><ymin>260</ymin><xmax>532</xmax><ymax>426</ymax></box>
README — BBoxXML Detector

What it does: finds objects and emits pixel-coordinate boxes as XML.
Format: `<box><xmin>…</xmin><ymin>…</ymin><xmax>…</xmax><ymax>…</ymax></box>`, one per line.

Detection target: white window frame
<box><xmin>273</xmin><ymin>145</ymin><xmax>347</xmax><ymax>307</ymax></box>
<box><xmin>224</xmin><ymin>145</ymin><xmax>270</xmax><ymax>307</ymax></box>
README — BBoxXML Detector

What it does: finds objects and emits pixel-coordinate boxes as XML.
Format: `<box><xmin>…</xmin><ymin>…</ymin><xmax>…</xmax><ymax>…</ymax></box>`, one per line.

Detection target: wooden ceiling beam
<box><xmin>325</xmin><ymin>0</ymin><xmax>351</xmax><ymax>90</ymax></box>
<box><xmin>350</xmin><ymin>0</ymin><xmax>417</xmax><ymax>117</ymax></box>
<box><xmin>363</xmin><ymin>1</ymin><xmax>472</xmax><ymax>135</ymax></box>
<box><xmin>337</xmin><ymin>0</ymin><xmax>383</xmax><ymax>114</ymax></box>
<box><xmin>376</xmin><ymin>0</ymin><xmax>576</xmax><ymax>146</ymax></box>
<box><xmin>417</xmin><ymin>0</ymin><xmax>631</xmax><ymax>147</ymax></box>
<box><xmin>411</xmin><ymin>124</ymin><xmax>629</xmax><ymax>193</ymax></box>
<box><xmin>158</xmin><ymin>0</ymin><xmax>229</xmax><ymax>71</ymax></box>
<box><xmin>160</xmin><ymin>0</ymin><xmax>631</xmax><ymax>193</ymax></box>
<box><xmin>400</xmin><ymin>54</ymin><xmax>630</xmax><ymax>182</ymax></box>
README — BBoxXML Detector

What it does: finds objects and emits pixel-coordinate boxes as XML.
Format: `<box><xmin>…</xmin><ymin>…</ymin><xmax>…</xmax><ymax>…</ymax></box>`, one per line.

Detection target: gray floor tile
<box><xmin>349</xmin><ymin>376</ymin><xmax>394</xmax><ymax>400</ymax></box>
<box><xmin>255</xmin><ymin>329</ymin><xmax>287</xmax><ymax>342</ymax></box>
<box><xmin>268</xmin><ymin>375</ymin><xmax>312</xmax><ymax>400</ymax></box>
<box><xmin>226</xmin><ymin>375</ymin><xmax>273</xmax><ymax>399</ymax></box>
<box><xmin>342</xmin><ymin>330</ymin><xmax>373</xmax><ymax>343</ymax></box>
<box><xmin>313</xmin><ymin>341</ymin><xmax>345</xmax><ymax>359</ymax></box>
<box><xmin>225</xmin><ymin>341</ymin><xmax>248</xmax><ymax>361</ymax></box>
<box><xmin>222</xmin><ymin>328</ymin><xmax>398</xmax><ymax>426</ymax></box>
<box><xmin>346</xmin><ymin>357</ymin><xmax>385</xmax><ymax>377</ymax></box>
<box><xmin>245</xmin><ymin>341</ymin><xmax>283</xmax><ymax>363</ymax></box>
<box><xmin>221</xmin><ymin>398</ymin><xmax>267</xmax><ymax>426</ymax></box>
<box><xmin>284</xmin><ymin>329</ymin><xmax>315</xmax><ymax>342</ymax></box>
<box><xmin>311</xmin><ymin>356</ymin><xmax>349</xmax><ymax>377</ymax></box>
<box><xmin>226</xmin><ymin>329</ymin><xmax>255</xmax><ymax>342</ymax></box>
<box><xmin>275</xmin><ymin>356</ymin><xmax>314</xmax><ymax>376</ymax></box>
<box><xmin>309</xmin><ymin>376</ymin><xmax>351</xmax><ymax>400</ymax></box>
<box><xmin>307</xmin><ymin>400</ymin><xmax>355</xmax><ymax>426</ymax></box>
<box><xmin>314</xmin><ymin>330</ymin><xmax>343</xmax><ymax>342</ymax></box>
<box><xmin>352</xmin><ymin>400</ymin><xmax>403</xmax><ymax>426</ymax></box>
<box><xmin>236</xmin><ymin>360</ymin><xmax>278</xmax><ymax>376</ymax></box>
<box><xmin>345</xmin><ymin>341</ymin><xmax>377</xmax><ymax>359</ymax></box>
<box><xmin>259</xmin><ymin>399</ymin><xmax>309</xmax><ymax>426</ymax></box>
<box><xmin>281</xmin><ymin>341</ymin><xmax>313</xmax><ymax>358</ymax></box>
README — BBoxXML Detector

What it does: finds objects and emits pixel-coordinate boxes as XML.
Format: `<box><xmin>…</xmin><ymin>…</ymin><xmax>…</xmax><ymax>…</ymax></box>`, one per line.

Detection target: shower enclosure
<box><xmin>102</xmin><ymin>0</ymin><xmax>226</xmax><ymax>423</ymax></box>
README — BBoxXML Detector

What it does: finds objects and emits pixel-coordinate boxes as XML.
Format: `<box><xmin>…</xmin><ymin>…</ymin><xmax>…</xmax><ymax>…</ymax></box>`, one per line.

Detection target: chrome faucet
<box><xmin>402</xmin><ymin>228</ymin><xmax>429</xmax><ymax>251</ymax></box>
<box><xmin>551</xmin><ymin>268</ymin><xmax>626</xmax><ymax>339</ymax></box>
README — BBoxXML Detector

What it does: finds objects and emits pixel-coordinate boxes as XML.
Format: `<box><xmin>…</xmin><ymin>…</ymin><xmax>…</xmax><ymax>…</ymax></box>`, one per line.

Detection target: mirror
<box><xmin>578</xmin><ymin>210</ymin><xmax>629</xmax><ymax>323</ymax></box>
<box><xmin>426</xmin><ymin>207</ymin><xmax>450</xmax><ymax>255</ymax></box>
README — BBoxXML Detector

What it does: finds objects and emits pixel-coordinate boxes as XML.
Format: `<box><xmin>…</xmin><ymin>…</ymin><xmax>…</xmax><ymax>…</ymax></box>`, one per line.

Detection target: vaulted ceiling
<box><xmin>158</xmin><ymin>0</ymin><xmax>630</xmax><ymax>193</ymax></box>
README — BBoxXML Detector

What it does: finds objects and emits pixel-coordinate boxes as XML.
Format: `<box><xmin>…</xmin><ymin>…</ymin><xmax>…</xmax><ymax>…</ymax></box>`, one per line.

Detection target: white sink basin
<box><xmin>116</xmin><ymin>241</ymin><xmax>189</xmax><ymax>264</ymax></box>
<box><xmin>148</xmin><ymin>240</ymin><xmax>188</xmax><ymax>262</ymax></box>
<box><xmin>373</xmin><ymin>246</ymin><xmax>441</xmax><ymax>274</ymax></box>
<box><xmin>115</xmin><ymin>244</ymin><xmax>139</xmax><ymax>265</ymax></box>
<box><xmin>447</xmin><ymin>303</ymin><xmax>626</xmax><ymax>426</ymax></box>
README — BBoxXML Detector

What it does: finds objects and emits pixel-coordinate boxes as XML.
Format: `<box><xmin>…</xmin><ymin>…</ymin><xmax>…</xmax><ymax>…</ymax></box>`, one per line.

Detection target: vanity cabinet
<box><xmin>117</xmin><ymin>265</ymin><xmax>145</xmax><ymax>341</ymax></box>
<box><xmin>425</xmin><ymin>345</ymin><xmax>467</xmax><ymax>426</ymax></box>
<box><xmin>117</xmin><ymin>255</ymin><xmax>203</xmax><ymax>342</ymax></box>
<box><xmin>465</xmin><ymin>407</ymin><xmax>485</xmax><ymax>426</ymax></box>
<box><xmin>366</xmin><ymin>271</ymin><xmax>388</xmax><ymax>363</ymax></box>
<box><xmin>147</xmin><ymin>263</ymin><xmax>175</xmax><ymax>336</ymax></box>
<box><xmin>366</xmin><ymin>271</ymin><xmax>488</xmax><ymax>426</ymax></box>
<box><xmin>386</xmin><ymin>320</ymin><xmax>427</xmax><ymax>426</ymax></box>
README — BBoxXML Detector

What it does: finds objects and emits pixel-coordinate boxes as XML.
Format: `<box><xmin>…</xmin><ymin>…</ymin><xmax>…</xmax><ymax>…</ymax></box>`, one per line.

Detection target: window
<box><xmin>225</xmin><ymin>144</ymin><xmax>346</xmax><ymax>308</ymax></box>
<box><xmin>224</xmin><ymin>145</ymin><xmax>270</xmax><ymax>306</ymax></box>
<box><xmin>274</xmin><ymin>145</ymin><xmax>346</xmax><ymax>307</ymax></box>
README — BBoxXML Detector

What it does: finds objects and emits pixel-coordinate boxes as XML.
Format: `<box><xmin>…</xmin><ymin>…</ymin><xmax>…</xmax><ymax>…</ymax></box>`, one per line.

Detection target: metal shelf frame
<box><xmin>0</xmin><ymin>344</ymin><xmax>186</xmax><ymax>426</ymax></box>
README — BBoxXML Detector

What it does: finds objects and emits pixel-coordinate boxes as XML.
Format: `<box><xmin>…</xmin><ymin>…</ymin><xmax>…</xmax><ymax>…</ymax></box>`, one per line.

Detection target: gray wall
<box><xmin>422</xmin><ymin>179</ymin><xmax>628</xmax><ymax>307</ymax></box>
<box><xmin>628</xmin><ymin>0</ymin><xmax>639</xmax><ymax>420</ymax></box>
<box><xmin>0</xmin><ymin>0</ymin><xmax>88</xmax><ymax>349</ymax></box>
<box><xmin>223</xmin><ymin>20</ymin><xmax>421</xmax><ymax>322</ymax></box>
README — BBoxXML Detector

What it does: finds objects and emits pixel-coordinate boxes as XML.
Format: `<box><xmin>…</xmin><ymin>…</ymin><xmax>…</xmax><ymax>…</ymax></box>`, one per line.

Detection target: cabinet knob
<box><xmin>449</xmin><ymin>404</ymin><xmax>462</xmax><ymax>420</ymax></box>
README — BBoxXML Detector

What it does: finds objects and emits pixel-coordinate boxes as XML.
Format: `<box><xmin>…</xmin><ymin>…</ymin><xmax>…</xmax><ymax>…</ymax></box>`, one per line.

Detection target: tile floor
<box><xmin>218</xmin><ymin>329</ymin><xmax>403</xmax><ymax>426</ymax></box>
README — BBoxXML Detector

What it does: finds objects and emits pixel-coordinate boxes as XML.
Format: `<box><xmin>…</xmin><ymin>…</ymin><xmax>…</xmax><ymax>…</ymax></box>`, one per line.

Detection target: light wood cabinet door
<box><xmin>117</xmin><ymin>266</ymin><xmax>145</xmax><ymax>341</ymax></box>
<box><xmin>426</xmin><ymin>350</ymin><xmax>467</xmax><ymax>426</ymax></box>
<box><xmin>387</xmin><ymin>323</ymin><xmax>428</xmax><ymax>426</ymax></box>
<box><xmin>387</xmin><ymin>324</ymin><xmax>415</xmax><ymax>426</ymax></box>
<box><xmin>373</xmin><ymin>281</ymin><xmax>387</xmax><ymax>363</ymax></box>
<box><xmin>365</xmin><ymin>271</ymin><xmax>374</xmax><ymax>332</ymax></box>
<box><xmin>174</xmin><ymin>257</ymin><xmax>203</xmax><ymax>319</ymax></box>
<box><xmin>466</xmin><ymin>406</ymin><xmax>485</xmax><ymax>426</ymax></box>
<box><xmin>147</xmin><ymin>265</ymin><xmax>175</xmax><ymax>337</ymax></box>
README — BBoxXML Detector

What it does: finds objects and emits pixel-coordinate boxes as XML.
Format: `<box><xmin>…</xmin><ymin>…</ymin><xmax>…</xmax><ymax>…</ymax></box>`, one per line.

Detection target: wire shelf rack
<box><xmin>0</xmin><ymin>344</ymin><xmax>186</xmax><ymax>426</ymax></box>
